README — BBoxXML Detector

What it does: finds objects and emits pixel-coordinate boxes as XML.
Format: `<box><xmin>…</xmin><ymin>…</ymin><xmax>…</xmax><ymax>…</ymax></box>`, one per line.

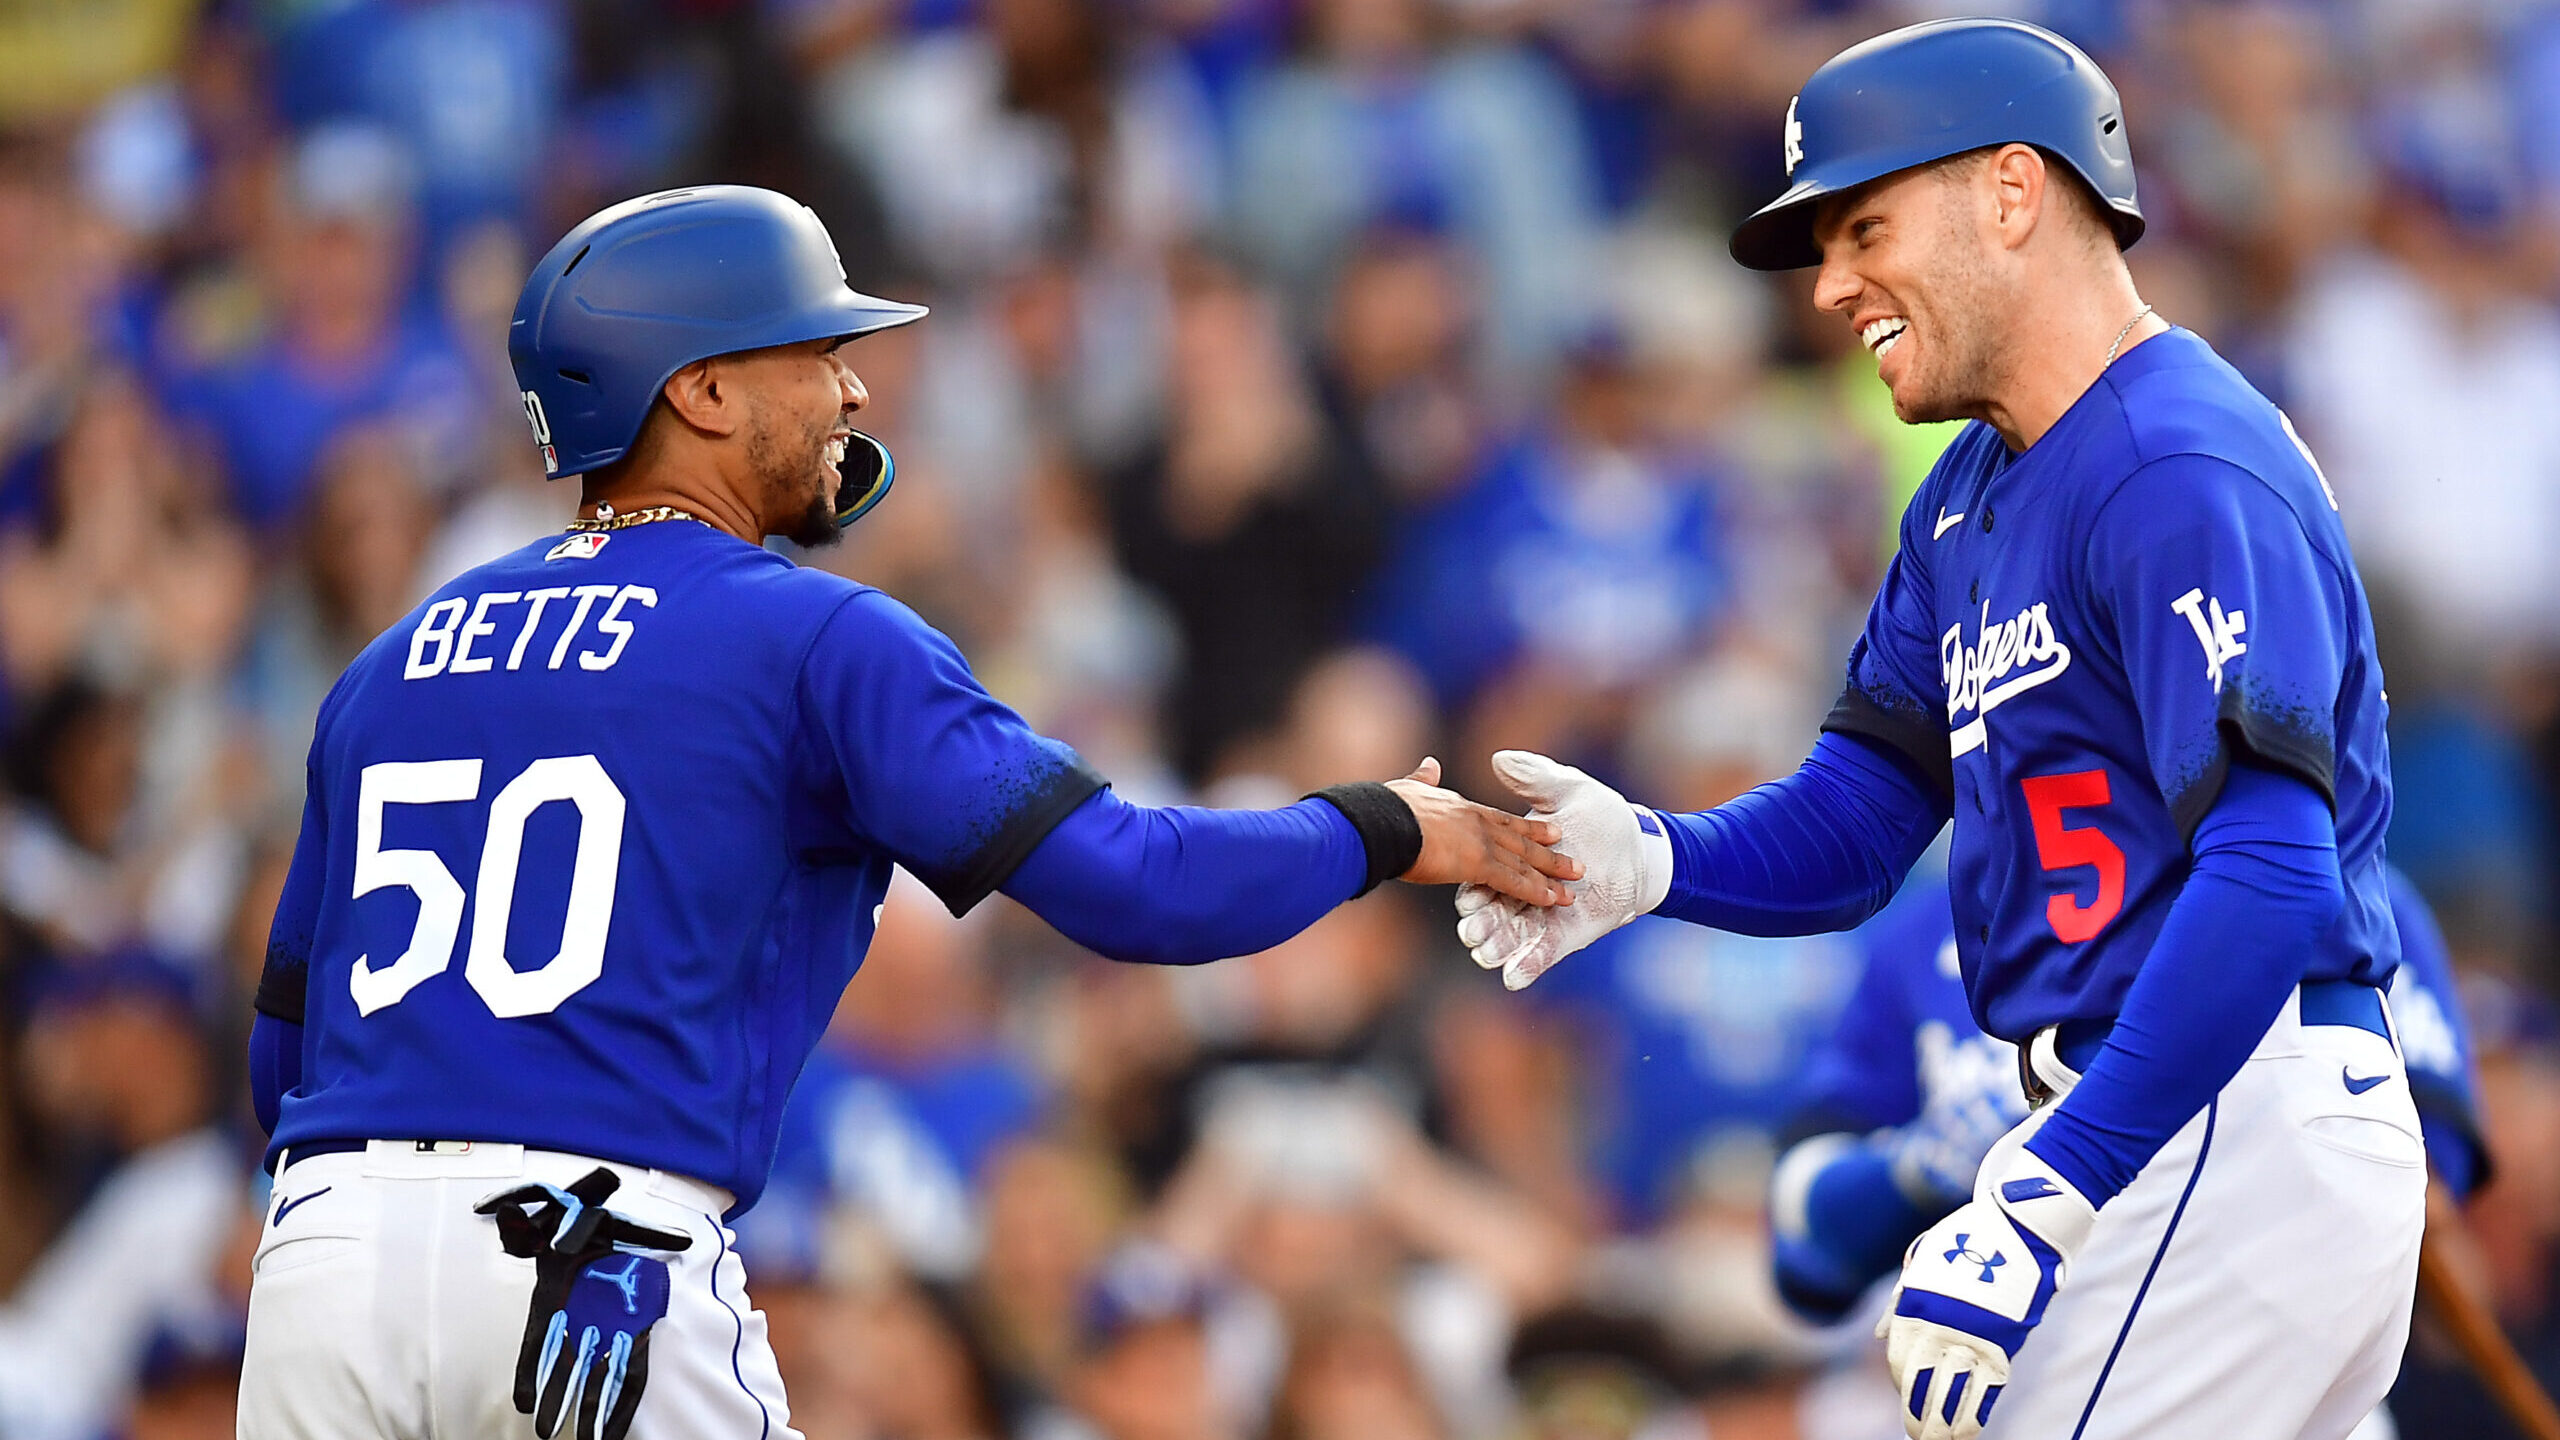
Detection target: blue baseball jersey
<box><xmin>257</xmin><ymin>522</ymin><xmax>1102</xmax><ymax>1211</ymax></box>
<box><xmin>1826</xmin><ymin>329</ymin><xmax>2396</xmax><ymax>1041</ymax></box>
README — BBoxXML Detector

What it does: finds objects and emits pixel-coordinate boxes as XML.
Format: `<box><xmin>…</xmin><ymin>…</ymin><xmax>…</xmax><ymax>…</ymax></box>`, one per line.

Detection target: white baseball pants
<box><xmin>1981</xmin><ymin>987</ymin><xmax>2427</xmax><ymax>1439</ymax></box>
<box><xmin>237</xmin><ymin>1141</ymin><xmax>801</xmax><ymax>1440</ymax></box>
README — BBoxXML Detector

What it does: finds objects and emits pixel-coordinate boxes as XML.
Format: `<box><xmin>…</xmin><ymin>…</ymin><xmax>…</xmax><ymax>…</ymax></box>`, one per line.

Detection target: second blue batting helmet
<box><xmin>1728</xmin><ymin>17</ymin><xmax>2143</xmax><ymax>272</ymax></box>
<box><xmin>509</xmin><ymin>186</ymin><xmax>926</xmax><ymax>482</ymax></box>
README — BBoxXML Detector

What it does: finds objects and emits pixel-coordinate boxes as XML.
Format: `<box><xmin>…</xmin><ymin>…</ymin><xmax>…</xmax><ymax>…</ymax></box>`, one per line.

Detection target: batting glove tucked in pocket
<box><xmin>1877</xmin><ymin>1151</ymin><xmax>2096</xmax><ymax>1440</ymax></box>
<box><xmin>477</xmin><ymin>1168</ymin><xmax>694</xmax><ymax>1440</ymax></box>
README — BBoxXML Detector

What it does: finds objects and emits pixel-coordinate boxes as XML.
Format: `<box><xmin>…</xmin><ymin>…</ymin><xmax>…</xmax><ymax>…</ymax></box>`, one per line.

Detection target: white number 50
<box><xmin>349</xmin><ymin>755</ymin><xmax>627</xmax><ymax>1018</ymax></box>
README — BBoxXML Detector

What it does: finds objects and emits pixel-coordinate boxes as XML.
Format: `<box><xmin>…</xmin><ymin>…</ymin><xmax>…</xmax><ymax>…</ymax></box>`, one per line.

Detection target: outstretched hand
<box><xmin>1454</xmin><ymin>750</ymin><xmax>1673</xmax><ymax>988</ymax></box>
<box><xmin>1386</xmin><ymin>757</ymin><xmax>1582</xmax><ymax>906</ymax></box>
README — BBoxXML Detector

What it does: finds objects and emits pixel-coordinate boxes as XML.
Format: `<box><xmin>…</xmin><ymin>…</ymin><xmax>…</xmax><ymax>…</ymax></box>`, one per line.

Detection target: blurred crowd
<box><xmin>6</xmin><ymin>0</ymin><xmax>2560</xmax><ymax>1436</ymax></box>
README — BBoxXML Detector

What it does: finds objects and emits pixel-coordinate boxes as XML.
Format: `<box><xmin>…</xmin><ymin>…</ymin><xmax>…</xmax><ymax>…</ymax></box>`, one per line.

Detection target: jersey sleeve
<box><xmin>255</xmin><ymin>731</ymin><xmax>335</xmax><ymax>1025</ymax></box>
<box><xmin>800</xmin><ymin>590</ymin><xmax>1106</xmax><ymax>915</ymax></box>
<box><xmin>1825</xmin><ymin>498</ymin><xmax>1952</xmax><ymax>801</ymax></box>
<box><xmin>2087</xmin><ymin>454</ymin><xmax>2350</xmax><ymax>840</ymax></box>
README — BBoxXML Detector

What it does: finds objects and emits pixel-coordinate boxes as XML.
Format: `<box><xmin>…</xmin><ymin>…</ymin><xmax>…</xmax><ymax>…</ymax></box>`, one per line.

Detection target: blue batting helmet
<box><xmin>509</xmin><ymin>186</ymin><xmax>927</xmax><ymax>488</ymax></box>
<box><xmin>1728</xmin><ymin>17</ymin><xmax>2143</xmax><ymax>272</ymax></box>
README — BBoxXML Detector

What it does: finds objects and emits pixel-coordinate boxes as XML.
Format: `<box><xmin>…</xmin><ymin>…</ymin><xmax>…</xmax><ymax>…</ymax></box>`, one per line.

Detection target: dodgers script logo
<box><xmin>1943</xmin><ymin>599</ymin><xmax>2073</xmax><ymax>756</ymax></box>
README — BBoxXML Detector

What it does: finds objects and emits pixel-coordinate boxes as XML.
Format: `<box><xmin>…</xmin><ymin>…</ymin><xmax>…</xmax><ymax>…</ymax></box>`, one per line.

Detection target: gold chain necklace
<box><xmin>563</xmin><ymin>503</ymin><xmax>704</xmax><ymax>533</ymax></box>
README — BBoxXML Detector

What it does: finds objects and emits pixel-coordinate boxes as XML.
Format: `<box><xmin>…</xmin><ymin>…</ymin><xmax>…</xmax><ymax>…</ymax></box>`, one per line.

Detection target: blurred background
<box><xmin>2</xmin><ymin>0</ymin><xmax>2560</xmax><ymax>1435</ymax></box>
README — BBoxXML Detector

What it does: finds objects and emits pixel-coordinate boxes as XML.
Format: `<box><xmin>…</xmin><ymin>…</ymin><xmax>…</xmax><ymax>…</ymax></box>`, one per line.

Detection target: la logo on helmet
<box><xmin>1783</xmin><ymin>96</ymin><xmax>1804</xmax><ymax>176</ymax></box>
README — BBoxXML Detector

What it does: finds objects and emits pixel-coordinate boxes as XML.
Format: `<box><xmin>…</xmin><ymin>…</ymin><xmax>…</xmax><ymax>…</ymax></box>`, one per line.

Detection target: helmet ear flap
<box><xmin>832</xmin><ymin>430</ymin><xmax>896</xmax><ymax>529</ymax></box>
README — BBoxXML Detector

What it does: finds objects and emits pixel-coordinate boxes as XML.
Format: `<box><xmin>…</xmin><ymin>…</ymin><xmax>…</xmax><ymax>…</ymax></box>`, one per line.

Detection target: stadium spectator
<box><xmin>177</xmin><ymin>124</ymin><xmax>477</xmax><ymax>532</ymax></box>
<box><xmin>0</xmin><ymin>952</ymin><xmax>246</xmax><ymax>1440</ymax></box>
<box><xmin>1104</xmin><ymin>252</ymin><xmax>1389</xmax><ymax>782</ymax></box>
<box><xmin>1229</xmin><ymin>0</ymin><xmax>1602</xmax><ymax>380</ymax></box>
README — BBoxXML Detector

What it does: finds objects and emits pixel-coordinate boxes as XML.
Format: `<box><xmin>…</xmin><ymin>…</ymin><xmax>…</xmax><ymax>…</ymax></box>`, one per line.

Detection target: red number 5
<box><xmin>2021</xmin><ymin>770</ymin><xmax>2125</xmax><ymax>943</ymax></box>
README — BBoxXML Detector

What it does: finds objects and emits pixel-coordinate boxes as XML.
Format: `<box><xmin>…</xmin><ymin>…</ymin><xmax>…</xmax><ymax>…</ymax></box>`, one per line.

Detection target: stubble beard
<box><xmin>746</xmin><ymin>401</ymin><xmax>845</xmax><ymax>550</ymax></box>
<box><xmin>1890</xmin><ymin>208</ymin><xmax>2008</xmax><ymax>427</ymax></box>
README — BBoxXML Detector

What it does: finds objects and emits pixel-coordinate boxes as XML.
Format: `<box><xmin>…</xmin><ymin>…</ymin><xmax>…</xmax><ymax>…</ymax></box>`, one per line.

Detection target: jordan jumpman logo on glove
<box><xmin>477</xmin><ymin>1168</ymin><xmax>693</xmax><ymax>1440</ymax></box>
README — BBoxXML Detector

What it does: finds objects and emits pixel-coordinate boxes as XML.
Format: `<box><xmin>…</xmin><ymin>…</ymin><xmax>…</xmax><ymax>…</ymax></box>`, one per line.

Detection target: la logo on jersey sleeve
<box><xmin>2170</xmin><ymin>588</ymin><xmax>2248</xmax><ymax>692</ymax></box>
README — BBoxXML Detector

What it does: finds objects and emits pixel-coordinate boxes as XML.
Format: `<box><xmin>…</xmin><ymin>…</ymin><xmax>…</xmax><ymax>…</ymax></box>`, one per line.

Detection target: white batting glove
<box><xmin>1453</xmin><ymin>751</ymin><xmax>1673</xmax><ymax>990</ymax></box>
<box><xmin>1876</xmin><ymin>1150</ymin><xmax>2097</xmax><ymax>1440</ymax></box>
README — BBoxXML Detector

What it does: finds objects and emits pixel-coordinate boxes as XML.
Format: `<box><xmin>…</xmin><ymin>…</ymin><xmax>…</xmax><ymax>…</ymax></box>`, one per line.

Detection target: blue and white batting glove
<box><xmin>1454</xmin><ymin>751</ymin><xmax>1672</xmax><ymax>989</ymax></box>
<box><xmin>1876</xmin><ymin>1151</ymin><xmax>2096</xmax><ymax>1440</ymax></box>
<box><xmin>477</xmin><ymin>1168</ymin><xmax>693</xmax><ymax>1440</ymax></box>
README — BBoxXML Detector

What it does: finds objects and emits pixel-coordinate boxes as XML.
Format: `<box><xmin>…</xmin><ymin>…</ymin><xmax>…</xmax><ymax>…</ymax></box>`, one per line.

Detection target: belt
<box><xmin>272</xmin><ymin>1140</ymin><xmax>739</xmax><ymax>1216</ymax></box>
<box><xmin>275</xmin><ymin>1138</ymin><xmax>472</xmax><ymax>1174</ymax></box>
<box><xmin>2018</xmin><ymin>977</ymin><xmax>2390</xmax><ymax>1108</ymax></box>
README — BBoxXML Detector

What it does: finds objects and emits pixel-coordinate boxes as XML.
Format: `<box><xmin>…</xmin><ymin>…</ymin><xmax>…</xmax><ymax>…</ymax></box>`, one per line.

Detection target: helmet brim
<box><xmin>806</xmin><ymin>290</ymin><xmax>931</xmax><ymax>344</ymax></box>
<box><xmin>1729</xmin><ymin>179</ymin><xmax>1835</xmax><ymax>273</ymax></box>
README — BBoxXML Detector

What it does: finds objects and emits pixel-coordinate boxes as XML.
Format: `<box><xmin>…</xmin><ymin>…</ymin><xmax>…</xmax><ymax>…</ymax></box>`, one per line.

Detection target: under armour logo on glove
<box><xmin>1944</xmin><ymin>1236</ymin><xmax>2006</xmax><ymax>1284</ymax></box>
<box><xmin>1877</xmin><ymin>1150</ymin><xmax>2098</xmax><ymax>1440</ymax></box>
<box><xmin>476</xmin><ymin>1168</ymin><xmax>692</xmax><ymax>1440</ymax></box>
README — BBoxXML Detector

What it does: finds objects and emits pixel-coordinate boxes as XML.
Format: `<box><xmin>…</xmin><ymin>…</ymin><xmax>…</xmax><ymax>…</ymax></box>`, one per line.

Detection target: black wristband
<box><xmin>1309</xmin><ymin>782</ymin><xmax>1425</xmax><ymax>898</ymax></box>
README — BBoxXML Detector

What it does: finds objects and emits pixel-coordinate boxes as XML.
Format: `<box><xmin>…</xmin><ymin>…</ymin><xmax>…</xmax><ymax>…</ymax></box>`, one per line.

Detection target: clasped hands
<box><xmin>1389</xmin><ymin>752</ymin><xmax>1673</xmax><ymax>954</ymax></box>
<box><xmin>1446</xmin><ymin>750</ymin><xmax>1673</xmax><ymax>987</ymax></box>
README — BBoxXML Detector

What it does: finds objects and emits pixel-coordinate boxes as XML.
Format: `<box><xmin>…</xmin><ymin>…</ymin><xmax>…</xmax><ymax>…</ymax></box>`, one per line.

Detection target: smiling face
<box><xmin>729</xmin><ymin>335</ymin><xmax>870</xmax><ymax>548</ymax></box>
<box><xmin>1809</xmin><ymin>153</ymin><xmax>2014</xmax><ymax>426</ymax></box>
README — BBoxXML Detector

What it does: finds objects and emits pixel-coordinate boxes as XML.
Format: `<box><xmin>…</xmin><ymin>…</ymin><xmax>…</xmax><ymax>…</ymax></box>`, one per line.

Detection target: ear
<box><xmin>659</xmin><ymin>359</ymin><xmax>742</xmax><ymax>437</ymax></box>
<box><xmin>1987</xmin><ymin>143</ymin><xmax>2049</xmax><ymax>251</ymax></box>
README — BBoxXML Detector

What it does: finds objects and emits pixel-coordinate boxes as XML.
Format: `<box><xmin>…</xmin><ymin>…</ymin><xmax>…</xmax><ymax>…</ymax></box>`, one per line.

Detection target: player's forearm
<box><xmin>1654</xmin><ymin>732</ymin><xmax>1947</xmax><ymax>935</ymax></box>
<box><xmin>2024</xmin><ymin>763</ymin><xmax>2343</xmax><ymax>1203</ymax></box>
<box><xmin>1003</xmin><ymin>788</ymin><xmax>1370</xmax><ymax>964</ymax></box>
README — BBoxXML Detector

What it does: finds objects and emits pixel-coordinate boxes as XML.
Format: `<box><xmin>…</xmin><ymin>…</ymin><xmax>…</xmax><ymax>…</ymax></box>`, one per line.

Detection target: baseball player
<box><xmin>1458</xmin><ymin>18</ymin><xmax>2419</xmax><ymax>1439</ymax></box>
<box><xmin>236</xmin><ymin>186</ymin><xmax>1578</xmax><ymax>1440</ymax></box>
